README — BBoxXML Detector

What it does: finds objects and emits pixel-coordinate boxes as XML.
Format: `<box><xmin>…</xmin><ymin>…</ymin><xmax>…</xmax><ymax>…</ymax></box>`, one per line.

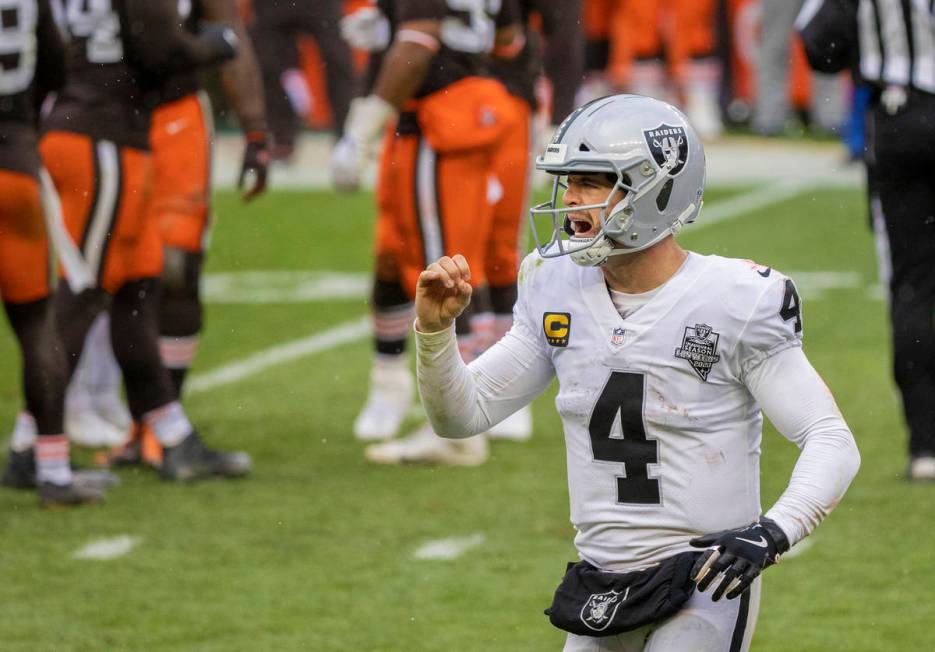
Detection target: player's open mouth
<box><xmin>568</xmin><ymin>216</ymin><xmax>596</xmax><ymax>237</ymax></box>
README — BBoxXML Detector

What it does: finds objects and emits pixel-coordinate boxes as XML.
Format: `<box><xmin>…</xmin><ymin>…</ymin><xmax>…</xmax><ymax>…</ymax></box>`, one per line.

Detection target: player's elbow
<box><xmin>429</xmin><ymin>416</ymin><xmax>483</xmax><ymax>440</ymax></box>
<box><xmin>842</xmin><ymin>431</ymin><xmax>861</xmax><ymax>483</ymax></box>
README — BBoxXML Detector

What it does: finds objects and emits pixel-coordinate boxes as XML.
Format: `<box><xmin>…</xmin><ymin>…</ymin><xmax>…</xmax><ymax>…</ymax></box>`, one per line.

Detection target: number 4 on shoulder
<box><xmin>779</xmin><ymin>279</ymin><xmax>802</xmax><ymax>333</ymax></box>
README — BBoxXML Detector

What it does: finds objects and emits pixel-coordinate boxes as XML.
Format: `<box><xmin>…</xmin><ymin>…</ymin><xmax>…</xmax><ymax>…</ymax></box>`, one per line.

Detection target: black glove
<box><xmin>689</xmin><ymin>517</ymin><xmax>790</xmax><ymax>601</ymax></box>
<box><xmin>199</xmin><ymin>22</ymin><xmax>239</xmax><ymax>65</ymax></box>
<box><xmin>238</xmin><ymin>131</ymin><xmax>270</xmax><ymax>201</ymax></box>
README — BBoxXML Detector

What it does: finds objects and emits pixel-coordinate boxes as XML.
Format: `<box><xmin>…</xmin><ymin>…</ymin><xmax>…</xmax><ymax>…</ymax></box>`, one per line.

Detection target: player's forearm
<box><xmin>416</xmin><ymin>324</ymin><xmax>552</xmax><ymax>438</ymax></box>
<box><xmin>416</xmin><ymin>325</ymin><xmax>495</xmax><ymax>438</ymax></box>
<box><xmin>218</xmin><ymin>26</ymin><xmax>267</xmax><ymax>134</ymax></box>
<box><xmin>749</xmin><ymin>347</ymin><xmax>861</xmax><ymax>545</ymax></box>
<box><xmin>203</xmin><ymin>0</ymin><xmax>266</xmax><ymax>133</ymax></box>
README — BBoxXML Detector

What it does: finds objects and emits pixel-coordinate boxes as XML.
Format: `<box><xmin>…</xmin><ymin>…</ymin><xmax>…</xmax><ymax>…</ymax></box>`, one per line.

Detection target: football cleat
<box><xmin>486</xmin><ymin>406</ymin><xmax>533</xmax><ymax>441</ymax></box>
<box><xmin>365</xmin><ymin>423</ymin><xmax>489</xmax><ymax>466</ymax></box>
<box><xmin>353</xmin><ymin>359</ymin><xmax>415</xmax><ymax>441</ymax></box>
<box><xmin>1</xmin><ymin>449</ymin><xmax>36</xmax><ymax>489</ymax></box>
<box><xmin>160</xmin><ymin>432</ymin><xmax>252</xmax><ymax>482</ymax></box>
<box><xmin>38</xmin><ymin>480</ymin><xmax>106</xmax><ymax>508</ymax></box>
<box><xmin>908</xmin><ymin>455</ymin><xmax>935</xmax><ymax>481</ymax></box>
<box><xmin>2</xmin><ymin>448</ymin><xmax>119</xmax><ymax>491</ymax></box>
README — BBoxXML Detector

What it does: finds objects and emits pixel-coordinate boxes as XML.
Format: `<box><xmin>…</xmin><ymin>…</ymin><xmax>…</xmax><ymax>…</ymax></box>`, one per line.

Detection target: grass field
<box><xmin>1</xmin><ymin>180</ymin><xmax>934</xmax><ymax>651</ymax></box>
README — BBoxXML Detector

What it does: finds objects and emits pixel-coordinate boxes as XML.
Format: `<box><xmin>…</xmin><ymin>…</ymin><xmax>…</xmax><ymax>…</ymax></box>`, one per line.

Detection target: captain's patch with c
<box><xmin>543</xmin><ymin>312</ymin><xmax>571</xmax><ymax>347</ymax></box>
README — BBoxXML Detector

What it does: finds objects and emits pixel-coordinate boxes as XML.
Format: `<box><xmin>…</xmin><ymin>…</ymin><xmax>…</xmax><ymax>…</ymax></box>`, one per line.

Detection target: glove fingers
<box><xmin>711</xmin><ymin>558</ymin><xmax>749</xmax><ymax>602</ymax></box>
<box><xmin>691</xmin><ymin>548</ymin><xmax>720</xmax><ymax>586</ymax></box>
<box><xmin>725</xmin><ymin>565</ymin><xmax>761</xmax><ymax>600</ymax></box>
<box><xmin>697</xmin><ymin>552</ymin><xmax>736</xmax><ymax>593</ymax></box>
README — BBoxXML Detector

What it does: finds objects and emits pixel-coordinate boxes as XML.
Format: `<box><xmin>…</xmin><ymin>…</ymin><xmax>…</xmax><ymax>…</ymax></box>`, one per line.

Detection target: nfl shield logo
<box><xmin>580</xmin><ymin>587</ymin><xmax>629</xmax><ymax>632</ymax></box>
<box><xmin>611</xmin><ymin>327</ymin><xmax>625</xmax><ymax>346</ymax></box>
<box><xmin>643</xmin><ymin>123</ymin><xmax>689</xmax><ymax>176</ymax></box>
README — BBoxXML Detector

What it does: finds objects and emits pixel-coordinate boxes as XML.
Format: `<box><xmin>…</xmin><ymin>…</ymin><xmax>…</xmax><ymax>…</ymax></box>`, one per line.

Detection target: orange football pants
<box><xmin>40</xmin><ymin>132</ymin><xmax>161</xmax><ymax>294</ymax></box>
<box><xmin>149</xmin><ymin>92</ymin><xmax>213</xmax><ymax>253</ymax></box>
<box><xmin>374</xmin><ymin>77</ymin><xmax>516</xmax><ymax>299</ymax></box>
<box><xmin>0</xmin><ymin>170</ymin><xmax>51</xmax><ymax>304</ymax></box>
<box><xmin>609</xmin><ymin>0</ymin><xmax>717</xmax><ymax>84</ymax></box>
<box><xmin>486</xmin><ymin>95</ymin><xmax>531</xmax><ymax>288</ymax></box>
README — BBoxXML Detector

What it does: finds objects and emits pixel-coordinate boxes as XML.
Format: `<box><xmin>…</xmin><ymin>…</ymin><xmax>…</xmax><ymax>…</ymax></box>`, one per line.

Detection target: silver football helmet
<box><xmin>530</xmin><ymin>94</ymin><xmax>705</xmax><ymax>266</ymax></box>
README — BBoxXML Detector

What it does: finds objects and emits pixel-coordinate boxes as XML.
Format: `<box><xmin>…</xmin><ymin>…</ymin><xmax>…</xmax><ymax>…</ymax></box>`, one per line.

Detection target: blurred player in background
<box><xmin>578</xmin><ymin>0</ymin><xmax>723</xmax><ymax>139</ymax></box>
<box><xmin>752</xmin><ymin>0</ymin><xmax>844</xmax><ymax>136</ymax></box>
<box><xmin>250</xmin><ymin>0</ymin><xmax>355</xmax><ymax>159</ymax></box>
<box><xmin>0</xmin><ymin>0</ymin><xmax>117</xmax><ymax>506</ymax></box>
<box><xmin>331</xmin><ymin>0</ymin><xmax>523</xmax><ymax>465</ymax></box>
<box><xmin>38</xmin><ymin>0</ymin><xmax>251</xmax><ymax>481</ymax></box>
<box><xmin>67</xmin><ymin>0</ymin><xmax>270</xmax><ymax>464</ymax></box>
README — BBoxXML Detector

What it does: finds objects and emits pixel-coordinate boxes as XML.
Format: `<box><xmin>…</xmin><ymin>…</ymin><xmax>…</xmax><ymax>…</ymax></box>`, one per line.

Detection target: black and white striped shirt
<box><xmin>797</xmin><ymin>0</ymin><xmax>935</xmax><ymax>94</ymax></box>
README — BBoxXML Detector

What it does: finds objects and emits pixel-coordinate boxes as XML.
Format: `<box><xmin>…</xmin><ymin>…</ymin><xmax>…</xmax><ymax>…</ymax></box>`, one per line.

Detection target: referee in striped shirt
<box><xmin>798</xmin><ymin>0</ymin><xmax>935</xmax><ymax>481</ymax></box>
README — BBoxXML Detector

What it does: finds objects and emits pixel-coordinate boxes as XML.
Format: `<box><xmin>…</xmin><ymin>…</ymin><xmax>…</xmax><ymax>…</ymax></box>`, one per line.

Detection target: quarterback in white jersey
<box><xmin>412</xmin><ymin>95</ymin><xmax>860</xmax><ymax>651</ymax></box>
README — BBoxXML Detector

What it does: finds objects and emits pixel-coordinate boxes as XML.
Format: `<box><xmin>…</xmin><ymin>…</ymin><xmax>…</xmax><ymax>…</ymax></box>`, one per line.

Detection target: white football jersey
<box><xmin>514</xmin><ymin>251</ymin><xmax>803</xmax><ymax>571</ymax></box>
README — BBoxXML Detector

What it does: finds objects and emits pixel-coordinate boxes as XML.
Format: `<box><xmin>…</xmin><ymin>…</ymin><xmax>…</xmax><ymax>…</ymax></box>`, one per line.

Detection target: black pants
<box><xmin>250</xmin><ymin>0</ymin><xmax>355</xmax><ymax>144</ymax></box>
<box><xmin>868</xmin><ymin>90</ymin><xmax>935</xmax><ymax>457</ymax></box>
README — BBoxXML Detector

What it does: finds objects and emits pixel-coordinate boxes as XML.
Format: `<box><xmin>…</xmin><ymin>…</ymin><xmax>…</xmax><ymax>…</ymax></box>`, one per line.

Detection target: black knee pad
<box><xmin>110</xmin><ymin>278</ymin><xmax>174</xmax><ymax>418</ymax></box>
<box><xmin>490</xmin><ymin>283</ymin><xmax>518</xmax><ymax>316</ymax></box>
<box><xmin>160</xmin><ymin>248</ymin><xmax>204</xmax><ymax>337</ymax></box>
<box><xmin>372</xmin><ymin>278</ymin><xmax>410</xmax><ymax>310</ymax></box>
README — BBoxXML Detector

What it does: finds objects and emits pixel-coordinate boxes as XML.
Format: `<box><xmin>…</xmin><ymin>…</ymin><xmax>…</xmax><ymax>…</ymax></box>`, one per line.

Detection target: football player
<box><xmin>38</xmin><ymin>0</ymin><xmax>251</xmax><ymax>480</ymax></box>
<box><xmin>0</xmin><ymin>0</ymin><xmax>118</xmax><ymax>506</ymax></box>
<box><xmin>250</xmin><ymin>0</ymin><xmax>355</xmax><ymax>158</ymax></box>
<box><xmin>604</xmin><ymin>0</ymin><xmax>723</xmax><ymax>139</ymax></box>
<box><xmin>412</xmin><ymin>94</ymin><xmax>860</xmax><ymax>649</ymax></box>
<box><xmin>330</xmin><ymin>0</ymin><xmax>524</xmax><ymax>465</ymax></box>
<box><xmin>69</xmin><ymin>0</ymin><xmax>270</xmax><ymax>461</ymax></box>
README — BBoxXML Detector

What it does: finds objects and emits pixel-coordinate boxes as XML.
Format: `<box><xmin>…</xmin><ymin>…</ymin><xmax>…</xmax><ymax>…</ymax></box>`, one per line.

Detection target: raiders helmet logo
<box><xmin>643</xmin><ymin>123</ymin><xmax>689</xmax><ymax>176</ymax></box>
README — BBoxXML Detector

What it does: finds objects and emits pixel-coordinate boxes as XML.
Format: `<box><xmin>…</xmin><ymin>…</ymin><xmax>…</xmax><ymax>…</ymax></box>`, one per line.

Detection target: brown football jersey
<box><xmin>377</xmin><ymin>0</ymin><xmax>521</xmax><ymax>98</ymax></box>
<box><xmin>43</xmin><ymin>0</ymin><xmax>236</xmax><ymax>149</ymax></box>
<box><xmin>0</xmin><ymin>0</ymin><xmax>65</xmax><ymax>176</ymax></box>
<box><xmin>155</xmin><ymin>0</ymin><xmax>203</xmax><ymax>105</ymax></box>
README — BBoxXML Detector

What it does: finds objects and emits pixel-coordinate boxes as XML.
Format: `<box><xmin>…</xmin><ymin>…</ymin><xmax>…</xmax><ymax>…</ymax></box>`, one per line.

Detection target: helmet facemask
<box><xmin>529</xmin><ymin>155</ymin><xmax>680</xmax><ymax>267</ymax></box>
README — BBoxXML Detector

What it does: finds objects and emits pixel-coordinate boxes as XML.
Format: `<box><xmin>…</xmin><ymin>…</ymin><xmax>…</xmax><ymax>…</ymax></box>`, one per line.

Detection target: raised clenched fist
<box><xmin>415</xmin><ymin>255</ymin><xmax>473</xmax><ymax>333</ymax></box>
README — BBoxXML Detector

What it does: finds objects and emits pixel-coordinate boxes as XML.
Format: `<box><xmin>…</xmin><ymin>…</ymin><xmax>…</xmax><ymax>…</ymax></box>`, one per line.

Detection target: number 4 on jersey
<box><xmin>780</xmin><ymin>279</ymin><xmax>802</xmax><ymax>333</ymax></box>
<box><xmin>589</xmin><ymin>371</ymin><xmax>661</xmax><ymax>505</ymax></box>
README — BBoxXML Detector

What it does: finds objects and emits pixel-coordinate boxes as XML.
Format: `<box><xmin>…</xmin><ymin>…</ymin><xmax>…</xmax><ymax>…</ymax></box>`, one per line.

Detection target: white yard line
<box><xmin>692</xmin><ymin>179</ymin><xmax>816</xmax><ymax>230</ymax></box>
<box><xmin>412</xmin><ymin>533</ymin><xmax>486</xmax><ymax>560</ymax></box>
<box><xmin>185</xmin><ymin>317</ymin><xmax>370</xmax><ymax>395</ymax></box>
<box><xmin>73</xmin><ymin>535</ymin><xmax>141</xmax><ymax>560</ymax></box>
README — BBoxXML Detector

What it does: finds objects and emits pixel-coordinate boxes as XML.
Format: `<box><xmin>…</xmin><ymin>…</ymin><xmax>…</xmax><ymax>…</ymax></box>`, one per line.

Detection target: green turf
<box><xmin>1</xmin><ymin>183</ymin><xmax>933</xmax><ymax>651</ymax></box>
